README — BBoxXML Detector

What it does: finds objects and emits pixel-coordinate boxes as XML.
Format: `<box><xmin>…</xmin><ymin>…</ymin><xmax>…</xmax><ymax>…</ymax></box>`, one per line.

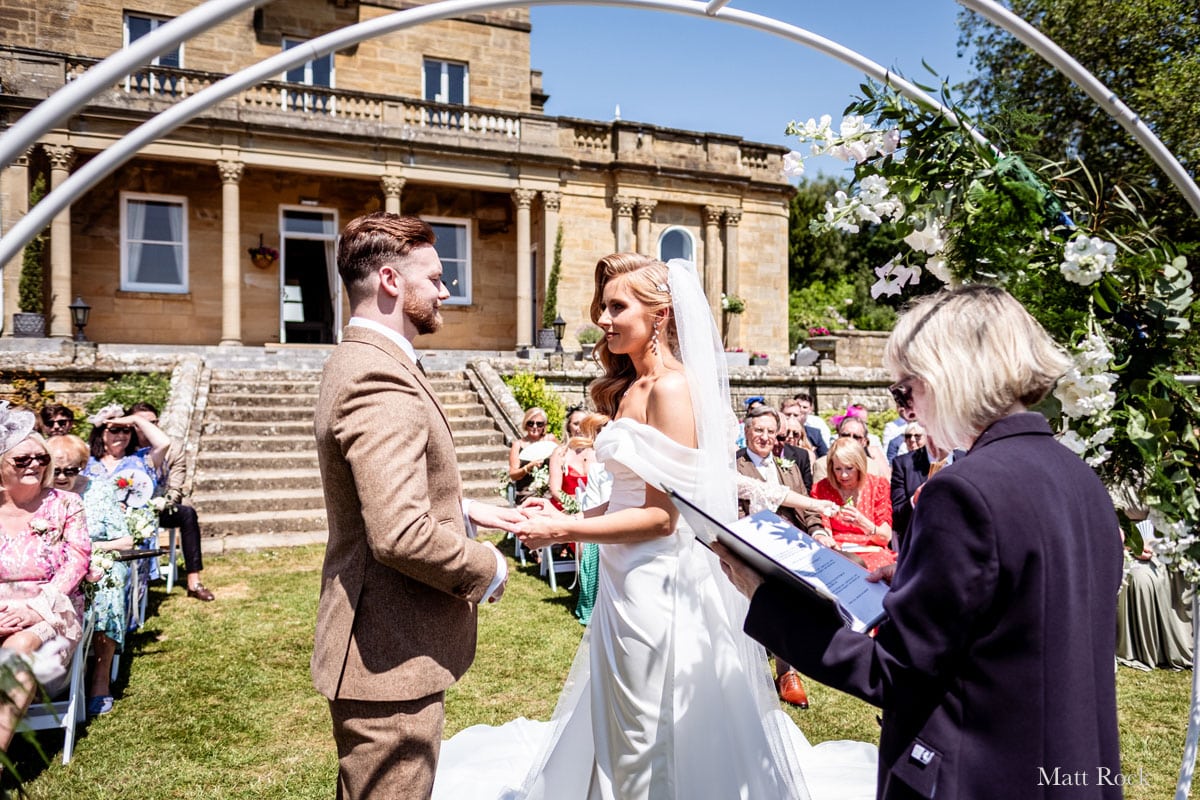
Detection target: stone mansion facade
<box><xmin>0</xmin><ymin>0</ymin><xmax>793</xmax><ymax>353</ymax></box>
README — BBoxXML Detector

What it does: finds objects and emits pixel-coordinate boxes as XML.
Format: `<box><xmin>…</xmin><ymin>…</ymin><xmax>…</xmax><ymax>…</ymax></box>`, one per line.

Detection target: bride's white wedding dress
<box><xmin>432</xmin><ymin>419</ymin><xmax>878</xmax><ymax>800</ymax></box>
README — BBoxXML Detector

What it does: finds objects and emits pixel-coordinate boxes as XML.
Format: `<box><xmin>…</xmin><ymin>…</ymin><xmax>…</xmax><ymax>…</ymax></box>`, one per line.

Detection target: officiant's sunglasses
<box><xmin>10</xmin><ymin>454</ymin><xmax>51</xmax><ymax>468</ymax></box>
<box><xmin>889</xmin><ymin>378</ymin><xmax>916</xmax><ymax>411</ymax></box>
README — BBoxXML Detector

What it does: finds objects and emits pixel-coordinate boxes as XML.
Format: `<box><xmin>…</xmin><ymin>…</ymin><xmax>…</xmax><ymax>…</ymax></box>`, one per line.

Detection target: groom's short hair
<box><xmin>337</xmin><ymin>212</ymin><xmax>436</xmax><ymax>298</ymax></box>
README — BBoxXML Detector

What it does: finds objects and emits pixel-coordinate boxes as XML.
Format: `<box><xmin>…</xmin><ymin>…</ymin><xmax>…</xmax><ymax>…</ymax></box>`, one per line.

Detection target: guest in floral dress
<box><xmin>0</xmin><ymin>405</ymin><xmax>91</xmax><ymax>752</ymax></box>
<box><xmin>47</xmin><ymin>435</ymin><xmax>131</xmax><ymax>716</ymax></box>
<box><xmin>83</xmin><ymin>403</ymin><xmax>170</xmax><ymax>548</ymax></box>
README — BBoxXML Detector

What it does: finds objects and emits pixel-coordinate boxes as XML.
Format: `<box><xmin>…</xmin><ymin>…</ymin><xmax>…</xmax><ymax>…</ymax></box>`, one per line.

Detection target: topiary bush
<box><xmin>502</xmin><ymin>371</ymin><xmax>566</xmax><ymax>438</ymax></box>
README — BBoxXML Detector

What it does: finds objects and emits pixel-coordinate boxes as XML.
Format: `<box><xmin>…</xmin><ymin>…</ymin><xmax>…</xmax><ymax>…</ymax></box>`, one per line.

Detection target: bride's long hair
<box><xmin>588</xmin><ymin>253</ymin><xmax>678</xmax><ymax>418</ymax></box>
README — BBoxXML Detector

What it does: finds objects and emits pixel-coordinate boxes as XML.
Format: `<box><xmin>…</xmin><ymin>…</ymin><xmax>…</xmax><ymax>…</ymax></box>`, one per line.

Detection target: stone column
<box><xmin>722</xmin><ymin>207</ymin><xmax>742</xmax><ymax>347</ymax></box>
<box><xmin>513</xmin><ymin>188</ymin><xmax>537</xmax><ymax>349</ymax></box>
<box><xmin>381</xmin><ymin>174</ymin><xmax>405</xmax><ymax>215</ymax></box>
<box><xmin>541</xmin><ymin>189</ymin><xmax>561</xmax><ymax>319</ymax></box>
<box><xmin>634</xmin><ymin>198</ymin><xmax>657</xmax><ymax>256</ymax></box>
<box><xmin>45</xmin><ymin>144</ymin><xmax>76</xmax><ymax>338</ymax></box>
<box><xmin>218</xmin><ymin>160</ymin><xmax>245</xmax><ymax>346</ymax></box>
<box><xmin>702</xmin><ymin>205</ymin><xmax>723</xmax><ymax>321</ymax></box>
<box><xmin>613</xmin><ymin>194</ymin><xmax>635</xmax><ymax>252</ymax></box>
<box><xmin>0</xmin><ymin>149</ymin><xmax>32</xmax><ymax>335</ymax></box>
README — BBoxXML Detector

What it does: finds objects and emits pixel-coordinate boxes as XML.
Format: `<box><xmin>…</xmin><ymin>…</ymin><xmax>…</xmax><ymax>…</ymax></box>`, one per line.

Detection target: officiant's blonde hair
<box><xmin>588</xmin><ymin>253</ymin><xmax>677</xmax><ymax>418</ymax></box>
<box><xmin>885</xmin><ymin>285</ymin><xmax>1070</xmax><ymax>450</ymax></box>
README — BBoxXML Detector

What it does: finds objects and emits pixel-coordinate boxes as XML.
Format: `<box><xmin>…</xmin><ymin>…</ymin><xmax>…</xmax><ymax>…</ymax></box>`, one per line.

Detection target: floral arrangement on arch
<box><xmin>783</xmin><ymin>78</ymin><xmax>1199</xmax><ymax>578</ymax></box>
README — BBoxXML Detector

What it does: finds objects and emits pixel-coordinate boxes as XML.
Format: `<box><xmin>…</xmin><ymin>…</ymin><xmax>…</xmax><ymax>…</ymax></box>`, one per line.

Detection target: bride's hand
<box><xmin>516</xmin><ymin>515</ymin><xmax>563</xmax><ymax>550</ymax></box>
<box><xmin>520</xmin><ymin>497</ymin><xmax>568</xmax><ymax>518</ymax></box>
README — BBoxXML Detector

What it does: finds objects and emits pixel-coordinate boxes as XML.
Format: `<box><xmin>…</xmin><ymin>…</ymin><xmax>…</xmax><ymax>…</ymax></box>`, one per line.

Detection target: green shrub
<box><xmin>77</xmin><ymin>372</ymin><xmax>171</xmax><ymax>439</ymax></box>
<box><xmin>576</xmin><ymin>324</ymin><xmax>602</xmax><ymax>345</ymax></box>
<box><xmin>542</xmin><ymin>223</ymin><xmax>564</xmax><ymax>329</ymax></box>
<box><xmin>18</xmin><ymin>175</ymin><xmax>47</xmax><ymax>314</ymax></box>
<box><xmin>502</xmin><ymin>371</ymin><xmax>566</xmax><ymax>438</ymax></box>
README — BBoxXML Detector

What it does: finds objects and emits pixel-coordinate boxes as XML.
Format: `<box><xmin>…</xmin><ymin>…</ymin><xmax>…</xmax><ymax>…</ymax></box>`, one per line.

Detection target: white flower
<box><xmin>1058</xmin><ymin>428</ymin><xmax>1089</xmax><ymax>455</ymax></box>
<box><xmin>903</xmin><ymin>218</ymin><xmax>947</xmax><ymax>255</ymax></box>
<box><xmin>774</xmin><ymin>457</ymin><xmax>795</xmax><ymax>471</ymax></box>
<box><xmin>1075</xmin><ymin>333</ymin><xmax>1114</xmax><ymax>372</ymax></box>
<box><xmin>782</xmin><ymin>150</ymin><xmax>805</xmax><ymax>179</ymax></box>
<box><xmin>925</xmin><ymin>256</ymin><xmax>952</xmax><ymax>284</ymax></box>
<box><xmin>870</xmin><ymin>255</ymin><xmax>921</xmax><ymax>299</ymax></box>
<box><xmin>1059</xmin><ymin>235</ymin><xmax>1117</xmax><ymax>286</ymax></box>
<box><xmin>879</xmin><ymin>128</ymin><xmax>901</xmax><ymax>155</ymax></box>
<box><xmin>838</xmin><ymin>115</ymin><xmax>869</xmax><ymax>139</ymax></box>
<box><xmin>1054</xmin><ymin>367</ymin><xmax>1117</xmax><ymax>418</ymax></box>
<box><xmin>30</xmin><ymin>519</ymin><xmax>49</xmax><ymax>534</ymax></box>
<box><xmin>148</xmin><ymin>496</ymin><xmax>168</xmax><ymax>513</ymax></box>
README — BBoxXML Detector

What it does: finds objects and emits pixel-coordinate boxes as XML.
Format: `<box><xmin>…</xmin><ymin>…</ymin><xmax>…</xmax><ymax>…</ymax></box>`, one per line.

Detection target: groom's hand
<box><xmin>469</xmin><ymin>503</ymin><xmax>528</xmax><ymax>533</ymax></box>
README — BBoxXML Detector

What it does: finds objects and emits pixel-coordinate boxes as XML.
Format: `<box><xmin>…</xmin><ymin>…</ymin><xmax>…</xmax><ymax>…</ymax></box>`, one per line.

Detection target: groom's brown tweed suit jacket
<box><xmin>311</xmin><ymin>325</ymin><xmax>497</xmax><ymax>702</ymax></box>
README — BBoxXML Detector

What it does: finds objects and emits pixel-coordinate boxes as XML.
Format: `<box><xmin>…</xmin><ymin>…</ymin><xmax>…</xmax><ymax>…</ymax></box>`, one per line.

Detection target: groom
<box><xmin>312</xmin><ymin>212</ymin><xmax>525</xmax><ymax>799</ymax></box>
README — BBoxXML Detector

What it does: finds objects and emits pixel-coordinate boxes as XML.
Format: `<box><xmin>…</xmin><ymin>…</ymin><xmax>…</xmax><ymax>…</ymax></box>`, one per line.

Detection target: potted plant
<box><xmin>537</xmin><ymin>223</ymin><xmax>565</xmax><ymax>349</ymax></box>
<box><xmin>806</xmin><ymin>326</ymin><xmax>838</xmax><ymax>362</ymax></box>
<box><xmin>576</xmin><ymin>323</ymin><xmax>602</xmax><ymax>360</ymax></box>
<box><xmin>14</xmin><ymin>175</ymin><xmax>48</xmax><ymax>337</ymax></box>
<box><xmin>247</xmin><ymin>235</ymin><xmax>279</xmax><ymax>270</ymax></box>
<box><xmin>720</xmin><ymin>292</ymin><xmax>745</xmax><ymax>347</ymax></box>
<box><xmin>723</xmin><ymin>347</ymin><xmax>749</xmax><ymax>368</ymax></box>
<box><xmin>749</xmin><ymin>351</ymin><xmax>769</xmax><ymax>366</ymax></box>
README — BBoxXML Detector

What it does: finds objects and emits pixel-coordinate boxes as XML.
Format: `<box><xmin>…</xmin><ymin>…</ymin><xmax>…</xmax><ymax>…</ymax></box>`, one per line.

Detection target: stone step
<box><xmin>202</xmin><ymin>419</ymin><xmax>314</xmax><ymax>436</ymax></box>
<box><xmin>207</xmin><ymin>393</ymin><xmax>319</xmax><ymax>408</ymax></box>
<box><xmin>210</xmin><ymin>369</ymin><xmax>324</xmax><ymax>382</ymax></box>
<box><xmin>457</xmin><ymin>460</ymin><xmax>509</xmax><ymax>484</ymax></box>
<box><xmin>197</xmin><ymin>451</ymin><xmax>319</xmax><ymax>470</ymax></box>
<box><xmin>201</xmin><ymin>507</ymin><xmax>329</xmax><ymax>537</ymax></box>
<box><xmin>442</xmin><ymin>402</ymin><xmax>487</xmax><ymax>419</ymax></box>
<box><xmin>209</xmin><ymin>380</ymin><xmax>320</xmax><ymax>395</ymax></box>
<box><xmin>451</xmin><ymin>428</ymin><xmax>504</xmax><ymax>448</ymax></box>
<box><xmin>193</xmin><ymin>487</ymin><xmax>326</xmax><ymax>516</ymax></box>
<box><xmin>206</xmin><ymin>405</ymin><xmax>317</xmax><ymax>422</ymax></box>
<box><xmin>202</xmin><ymin>435</ymin><xmax>316</xmax><ymax>453</ymax></box>
<box><xmin>192</xmin><ymin>468</ymin><xmax>322</xmax><ymax>492</ymax></box>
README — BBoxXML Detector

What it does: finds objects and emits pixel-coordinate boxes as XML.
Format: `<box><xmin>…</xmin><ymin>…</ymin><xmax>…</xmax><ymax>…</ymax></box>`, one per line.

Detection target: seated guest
<box><xmin>573</xmin><ymin>414</ymin><xmax>612</xmax><ymax>627</ymax></box>
<box><xmin>129</xmin><ymin>403</ymin><xmax>214</xmax><ymax>601</ymax></box>
<box><xmin>548</xmin><ymin>406</ymin><xmax>594</xmax><ymax>508</ymax></box>
<box><xmin>46</xmin><ymin>435</ymin><xmax>132</xmax><ymax>716</ymax></box>
<box><xmin>883</xmin><ymin>403</ymin><xmax>919</xmax><ymax>464</ymax></box>
<box><xmin>810</xmin><ymin>436</ymin><xmax>895</xmax><ymax>572</ymax></box>
<box><xmin>791</xmin><ymin>392</ymin><xmax>831</xmax><ymax>452</ymax></box>
<box><xmin>508</xmin><ymin>407</ymin><xmax>558</xmax><ymax>504</ymax></box>
<box><xmin>888</xmin><ymin>423</ymin><xmax>962</xmax><ymax>551</ymax></box>
<box><xmin>735</xmin><ymin>404</ymin><xmax>840</xmax><ymax>707</ymax></box>
<box><xmin>1118</xmin><ymin>519</ymin><xmax>1193</xmax><ymax>671</ymax></box>
<box><xmin>813</xmin><ymin>415</ymin><xmax>891</xmax><ymax>483</ymax></box>
<box><xmin>38</xmin><ymin>404</ymin><xmax>76</xmax><ymax>438</ymax></box>
<box><xmin>779</xmin><ymin>398</ymin><xmax>826</xmax><ymax>461</ymax></box>
<box><xmin>0</xmin><ymin>404</ymin><xmax>91</xmax><ymax>751</ymax></box>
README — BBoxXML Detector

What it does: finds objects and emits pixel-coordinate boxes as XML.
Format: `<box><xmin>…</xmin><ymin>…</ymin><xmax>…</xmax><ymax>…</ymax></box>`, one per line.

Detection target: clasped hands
<box><xmin>0</xmin><ymin>603</ymin><xmax>43</xmax><ymax>637</ymax></box>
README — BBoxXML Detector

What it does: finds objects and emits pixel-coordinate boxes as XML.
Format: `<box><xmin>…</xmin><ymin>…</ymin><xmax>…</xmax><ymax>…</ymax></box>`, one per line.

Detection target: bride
<box><xmin>432</xmin><ymin>254</ymin><xmax>876</xmax><ymax>799</ymax></box>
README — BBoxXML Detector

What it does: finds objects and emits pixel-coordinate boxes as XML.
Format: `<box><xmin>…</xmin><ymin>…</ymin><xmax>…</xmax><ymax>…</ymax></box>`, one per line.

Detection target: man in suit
<box><xmin>889</xmin><ymin>423</ymin><xmax>962</xmax><ymax>551</ymax></box>
<box><xmin>312</xmin><ymin>212</ymin><xmax>526</xmax><ymax>800</ymax></box>
<box><xmin>735</xmin><ymin>404</ymin><xmax>833</xmax><ymax>709</ymax></box>
<box><xmin>781</xmin><ymin>396</ymin><xmax>828</xmax><ymax>458</ymax></box>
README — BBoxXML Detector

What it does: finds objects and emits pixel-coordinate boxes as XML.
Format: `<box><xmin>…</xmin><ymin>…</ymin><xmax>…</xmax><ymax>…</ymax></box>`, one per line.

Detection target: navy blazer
<box><xmin>804</xmin><ymin>424</ymin><xmax>829</xmax><ymax>458</ymax></box>
<box><xmin>745</xmin><ymin>413</ymin><xmax>1123</xmax><ymax>799</ymax></box>
<box><xmin>889</xmin><ymin>446</ymin><xmax>931</xmax><ymax>548</ymax></box>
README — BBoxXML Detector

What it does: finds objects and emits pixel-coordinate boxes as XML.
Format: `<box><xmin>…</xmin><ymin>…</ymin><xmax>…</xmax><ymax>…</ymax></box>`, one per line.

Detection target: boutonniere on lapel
<box><xmin>30</xmin><ymin>517</ymin><xmax>61</xmax><ymax>544</ymax></box>
<box><xmin>774</xmin><ymin>456</ymin><xmax>795</xmax><ymax>471</ymax></box>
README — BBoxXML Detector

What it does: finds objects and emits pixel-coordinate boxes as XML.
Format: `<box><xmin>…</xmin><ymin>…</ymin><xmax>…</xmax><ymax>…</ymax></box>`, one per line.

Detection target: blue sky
<box><xmin>530</xmin><ymin>0</ymin><xmax>977</xmax><ymax>176</ymax></box>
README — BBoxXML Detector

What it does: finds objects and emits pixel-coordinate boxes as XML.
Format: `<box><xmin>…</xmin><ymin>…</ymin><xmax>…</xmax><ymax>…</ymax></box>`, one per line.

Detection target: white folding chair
<box><xmin>18</xmin><ymin>607</ymin><xmax>95</xmax><ymax>764</ymax></box>
<box><xmin>161</xmin><ymin>526</ymin><xmax>179</xmax><ymax>594</ymax></box>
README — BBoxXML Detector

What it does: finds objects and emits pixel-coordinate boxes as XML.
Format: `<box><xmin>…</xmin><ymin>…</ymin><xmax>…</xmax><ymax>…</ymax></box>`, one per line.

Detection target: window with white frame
<box><xmin>658</xmin><ymin>227</ymin><xmax>695</xmax><ymax>263</ymax></box>
<box><xmin>423</xmin><ymin>59</ymin><xmax>469</xmax><ymax>105</ymax></box>
<box><xmin>121</xmin><ymin>193</ymin><xmax>188</xmax><ymax>293</ymax></box>
<box><xmin>428</xmin><ymin>219</ymin><xmax>471</xmax><ymax>305</ymax></box>
<box><xmin>282</xmin><ymin>38</ymin><xmax>335</xmax><ymax>113</ymax></box>
<box><xmin>124</xmin><ymin>13</ymin><xmax>182</xmax><ymax>95</ymax></box>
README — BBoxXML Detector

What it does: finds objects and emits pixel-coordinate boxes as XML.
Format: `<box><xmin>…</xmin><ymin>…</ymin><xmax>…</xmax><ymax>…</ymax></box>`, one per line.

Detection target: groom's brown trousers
<box><xmin>331</xmin><ymin>692</ymin><xmax>445</xmax><ymax>800</ymax></box>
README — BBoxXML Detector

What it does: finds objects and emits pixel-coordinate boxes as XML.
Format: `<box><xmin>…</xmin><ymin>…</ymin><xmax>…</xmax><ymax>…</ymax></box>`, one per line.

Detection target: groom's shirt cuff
<box><xmin>484</xmin><ymin>550</ymin><xmax>507</xmax><ymax>601</ymax></box>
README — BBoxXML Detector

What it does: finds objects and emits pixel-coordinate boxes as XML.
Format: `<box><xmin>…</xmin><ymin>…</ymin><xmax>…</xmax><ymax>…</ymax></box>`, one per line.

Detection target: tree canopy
<box><xmin>958</xmin><ymin>0</ymin><xmax>1200</xmax><ymax>240</ymax></box>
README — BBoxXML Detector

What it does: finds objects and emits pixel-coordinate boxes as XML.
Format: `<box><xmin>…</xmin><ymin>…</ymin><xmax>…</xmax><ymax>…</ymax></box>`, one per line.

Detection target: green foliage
<box><xmin>76</xmin><ymin>372</ymin><xmax>171</xmax><ymax>439</ymax></box>
<box><xmin>576</xmin><ymin>324</ymin><xmax>603</xmax><ymax>345</ymax></box>
<box><xmin>502</xmin><ymin>371</ymin><xmax>566</xmax><ymax>438</ymax></box>
<box><xmin>542</xmin><ymin>223</ymin><xmax>564</xmax><ymax>329</ymax></box>
<box><xmin>958</xmin><ymin>0</ymin><xmax>1200</xmax><ymax>242</ymax></box>
<box><xmin>18</xmin><ymin>174</ymin><xmax>47</xmax><ymax>314</ymax></box>
<box><xmin>3</xmin><ymin>375</ymin><xmax>57</xmax><ymax>412</ymax></box>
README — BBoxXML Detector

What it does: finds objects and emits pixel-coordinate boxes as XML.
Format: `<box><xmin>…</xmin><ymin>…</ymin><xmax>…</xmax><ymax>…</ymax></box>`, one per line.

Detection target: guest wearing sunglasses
<box><xmin>507</xmin><ymin>407</ymin><xmax>558</xmax><ymax>505</ymax></box>
<box><xmin>38</xmin><ymin>404</ymin><xmax>76</xmax><ymax>438</ymax></box>
<box><xmin>82</xmin><ymin>403</ymin><xmax>171</xmax><ymax>497</ymax></box>
<box><xmin>0</xmin><ymin>404</ymin><xmax>91</xmax><ymax>751</ymax></box>
<box><xmin>889</xmin><ymin>423</ymin><xmax>964</xmax><ymax>551</ymax></box>
<box><xmin>129</xmin><ymin>403</ymin><xmax>214</xmax><ymax>602</ymax></box>
<box><xmin>46</xmin><ymin>434</ymin><xmax>132</xmax><ymax>716</ymax></box>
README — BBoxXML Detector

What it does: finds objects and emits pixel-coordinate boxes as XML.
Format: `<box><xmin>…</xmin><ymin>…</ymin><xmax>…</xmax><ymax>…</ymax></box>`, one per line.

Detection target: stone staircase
<box><xmin>191</xmin><ymin>368</ymin><xmax>510</xmax><ymax>546</ymax></box>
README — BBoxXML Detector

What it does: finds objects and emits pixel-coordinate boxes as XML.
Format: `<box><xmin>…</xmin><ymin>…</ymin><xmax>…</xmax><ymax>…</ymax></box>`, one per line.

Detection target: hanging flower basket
<box><xmin>248</xmin><ymin>236</ymin><xmax>279</xmax><ymax>270</ymax></box>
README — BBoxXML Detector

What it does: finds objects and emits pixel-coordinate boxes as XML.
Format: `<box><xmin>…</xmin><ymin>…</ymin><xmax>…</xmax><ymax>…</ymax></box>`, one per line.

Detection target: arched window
<box><xmin>658</xmin><ymin>227</ymin><xmax>694</xmax><ymax>263</ymax></box>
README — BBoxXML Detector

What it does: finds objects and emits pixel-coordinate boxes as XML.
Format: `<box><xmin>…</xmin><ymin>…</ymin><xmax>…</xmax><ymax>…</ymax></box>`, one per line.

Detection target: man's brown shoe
<box><xmin>187</xmin><ymin>584</ymin><xmax>215</xmax><ymax>602</ymax></box>
<box><xmin>776</xmin><ymin>671</ymin><xmax>809</xmax><ymax>709</ymax></box>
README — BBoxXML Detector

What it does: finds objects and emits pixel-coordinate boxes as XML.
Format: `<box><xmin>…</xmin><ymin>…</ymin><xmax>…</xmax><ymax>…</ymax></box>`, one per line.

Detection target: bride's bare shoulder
<box><xmin>646</xmin><ymin>370</ymin><xmax>695</xmax><ymax>447</ymax></box>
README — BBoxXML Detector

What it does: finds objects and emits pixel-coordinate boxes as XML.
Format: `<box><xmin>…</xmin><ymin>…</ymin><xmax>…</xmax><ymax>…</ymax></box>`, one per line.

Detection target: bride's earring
<box><xmin>650</xmin><ymin>320</ymin><xmax>660</xmax><ymax>356</ymax></box>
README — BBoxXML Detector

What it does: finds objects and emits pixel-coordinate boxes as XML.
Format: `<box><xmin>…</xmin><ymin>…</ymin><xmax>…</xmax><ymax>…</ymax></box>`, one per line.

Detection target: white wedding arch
<box><xmin>0</xmin><ymin>1</ymin><xmax>1197</xmax><ymax>795</ymax></box>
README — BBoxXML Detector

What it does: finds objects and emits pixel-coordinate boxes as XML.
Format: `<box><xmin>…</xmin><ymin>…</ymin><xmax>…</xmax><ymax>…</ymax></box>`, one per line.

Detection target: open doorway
<box><xmin>279</xmin><ymin>207</ymin><xmax>339</xmax><ymax>344</ymax></box>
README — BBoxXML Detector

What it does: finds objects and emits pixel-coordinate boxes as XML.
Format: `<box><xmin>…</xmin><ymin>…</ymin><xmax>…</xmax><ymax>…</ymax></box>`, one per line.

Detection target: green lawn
<box><xmin>8</xmin><ymin>538</ymin><xmax>1191</xmax><ymax>799</ymax></box>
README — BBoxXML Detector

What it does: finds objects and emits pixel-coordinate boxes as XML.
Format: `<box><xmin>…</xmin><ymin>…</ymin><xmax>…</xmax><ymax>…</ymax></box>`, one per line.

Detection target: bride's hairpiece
<box><xmin>88</xmin><ymin>403</ymin><xmax>126</xmax><ymax>427</ymax></box>
<box><xmin>656</xmin><ymin>283</ymin><xmax>670</xmax><ymax>293</ymax></box>
<box><xmin>0</xmin><ymin>401</ymin><xmax>36</xmax><ymax>455</ymax></box>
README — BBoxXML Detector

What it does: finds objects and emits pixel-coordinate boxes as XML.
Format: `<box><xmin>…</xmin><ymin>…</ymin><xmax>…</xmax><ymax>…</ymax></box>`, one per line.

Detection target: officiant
<box><xmin>717</xmin><ymin>286</ymin><xmax>1124</xmax><ymax>800</ymax></box>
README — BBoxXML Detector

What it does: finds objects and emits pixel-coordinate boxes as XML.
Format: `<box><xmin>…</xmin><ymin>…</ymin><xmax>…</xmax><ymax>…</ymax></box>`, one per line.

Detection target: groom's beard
<box><xmin>404</xmin><ymin>296</ymin><xmax>442</xmax><ymax>335</ymax></box>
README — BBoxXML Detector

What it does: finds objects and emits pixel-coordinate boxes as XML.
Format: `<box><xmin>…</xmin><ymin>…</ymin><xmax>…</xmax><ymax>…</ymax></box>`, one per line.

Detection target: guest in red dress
<box><xmin>810</xmin><ymin>436</ymin><xmax>895</xmax><ymax>571</ymax></box>
<box><xmin>548</xmin><ymin>408</ymin><xmax>596</xmax><ymax>560</ymax></box>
